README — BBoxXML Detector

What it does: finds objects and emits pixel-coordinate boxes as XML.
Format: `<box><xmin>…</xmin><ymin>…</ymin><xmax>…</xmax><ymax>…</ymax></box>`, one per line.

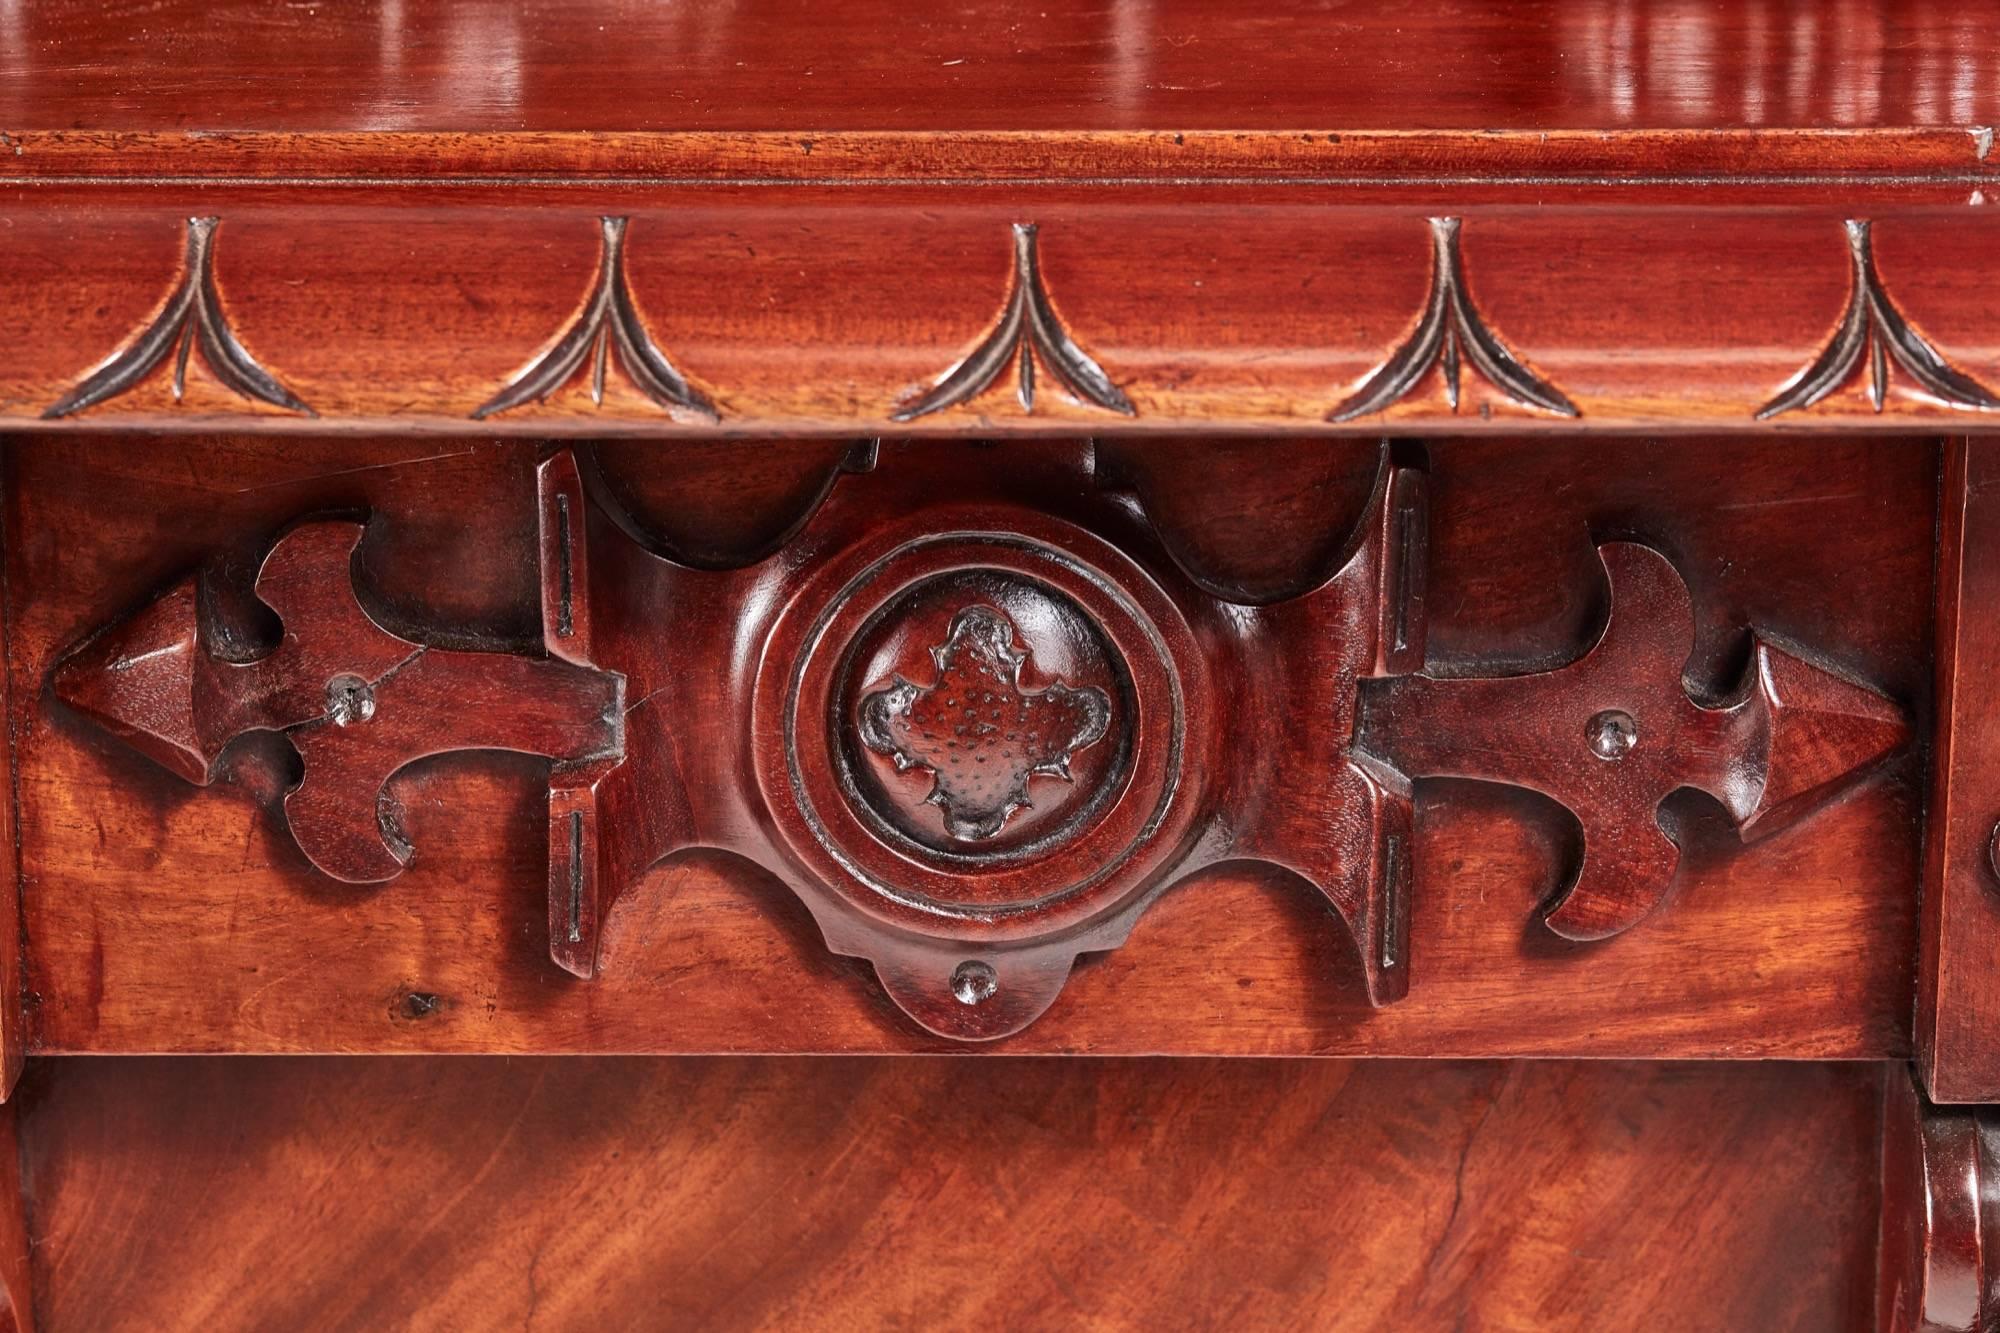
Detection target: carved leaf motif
<box><xmin>893</xmin><ymin>224</ymin><xmax>1135</xmax><ymax>421</ymax></box>
<box><xmin>857</xmin><ymin>606</ymin><xmax>1111</xmax><ymax>840</ymax></box>
<box><xmin>474</xmin><ymin>216</ymin><xmax>718</xmax><ymax>421</ymax></box>
<box><xmin>1329</xmin><ymin>217</ymin><xmax>1578</xmax><ymax>422</ymax></box>
<box><xmin>1758</xmin><ymin>220</ymin><xmax>2000</xmax><ymax>418</ymax></box>
<box><xmin>44</xmin><ymin>216</ymin><xmax>314</xmax><ymax>419</ymax></box>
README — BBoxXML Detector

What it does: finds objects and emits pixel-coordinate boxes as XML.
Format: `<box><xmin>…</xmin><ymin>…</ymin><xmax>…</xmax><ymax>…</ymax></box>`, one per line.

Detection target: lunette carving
<box><xmin>857</xmin><ymin>606</ymin><xmax>1113</xmax><ymax>841</ymax></box>
<box><xmin>1329</xmin><ymin>216</ymin><xmax>1578</xmax><ymax>422</ymax></box>
<box><xmin>1758</xmin><ymin>219</ymin><xmax>2000</xmax><ymax>419</ymax></box>
<box><xmin>473</xmin><ymin>215</ymin><xmax>718</xmax><ymax>421</ymax></box>
<box><xmin>892</xmin><ymin>223</ymin><xmax>1136</xmax><ymax>421</ymax></box>
<box><xmin>44</xmin><ymin>216</ymin><xmax>314</xmax><ymax>420</ymax></box>
<box><xmin>1358</xmin><ymin>541</ymin><xmax>1910</xmax><ymax>940</ymax></box>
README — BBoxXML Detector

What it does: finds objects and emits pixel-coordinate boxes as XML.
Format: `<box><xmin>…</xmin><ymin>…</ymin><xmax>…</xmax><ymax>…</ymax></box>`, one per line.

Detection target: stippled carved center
<box><xmin>857</xmin><ymin>606</ymin><xmax>1111</xmax><ymax>842</ymax></box>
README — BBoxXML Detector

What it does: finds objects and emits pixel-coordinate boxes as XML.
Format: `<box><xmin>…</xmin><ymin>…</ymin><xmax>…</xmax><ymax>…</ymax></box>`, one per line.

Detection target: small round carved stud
<box><xmin>951</xmin><ymin>960</ymin><xmax>999</xmax><ymax>1006</ymax></box>
<box><xmin>1586</xmin><ymin>709</ymin><xmax>1637</xmax><ymax>761</ymax></box>
<box><xmin>325</xmin><ymin>673</ymin><xmax>376</xmax><ymax>726</ymax></box>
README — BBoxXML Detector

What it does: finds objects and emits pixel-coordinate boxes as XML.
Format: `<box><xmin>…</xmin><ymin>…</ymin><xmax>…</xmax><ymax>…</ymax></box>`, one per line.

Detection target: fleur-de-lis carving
<box><xmin>45</xmin><ymin>216</ymin><xmax>313</xmax><ymax>419</ymax></box>
<box><xmin>474</xmin><ymin>216</ymin><xmax>718</xmax><ymax>421</ymax></box>
<box><xmin>1758</xmin><ymin>220</ymin><xmax>2000</xmax><ymax>419</ymax></box>
<box><xmin>1330</xmin><ymin>216</ymin><xmax>1577</xmax><ymax>422</ymax></box>
<box><xmin>857</xmin><ymin>606</ymin><xmax>1111</xmax><ymax>840</ymax></box>
<box><xmin>892</xmin><ymin>223</ymin><xmax>1135</xmax><ymax>421</ymax></box>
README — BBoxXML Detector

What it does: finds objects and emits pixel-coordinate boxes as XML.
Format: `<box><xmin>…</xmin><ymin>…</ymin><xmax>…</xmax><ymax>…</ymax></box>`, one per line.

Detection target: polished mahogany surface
<box><xmin>6</xmin><ymin>0</ymin><xmax>1997</xmax><ymax>135</ymax></box>
<box><xmin>0</xmin><ymin>2</ymin><xmax>1994</xmax><ymax>1326</ymax></box>
<box><xmin>2</xmin><ymin>0</ymin><xmax>1997</xmax><ymax>179</ymax></box>
<box><xmin>15</xmin><ymin>1057</ymin><xmax>1883</xmax><ymax>1331</ymax></box>
<box><xmin>7</xmin><ymin>435</ymin><xmax>1927</xmax><ymax>1059</ymax></box>
<box><xmin>0</xmin><ymin>190</ymin><xmax>1995</xmax><ymax>436</ymax></box>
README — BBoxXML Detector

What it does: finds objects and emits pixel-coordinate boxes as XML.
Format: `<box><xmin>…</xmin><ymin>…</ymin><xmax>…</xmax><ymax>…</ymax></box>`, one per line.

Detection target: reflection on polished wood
<box><xmin>0</xmin><ymin>0</ymin><xmax>1996</xmax><ymax>178</ymax></box>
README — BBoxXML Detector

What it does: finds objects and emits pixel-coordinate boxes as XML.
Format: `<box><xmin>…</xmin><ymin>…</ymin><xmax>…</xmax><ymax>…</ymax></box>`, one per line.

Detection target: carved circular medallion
<box><xmin>753</xmin><ymin>510</ymin><xmax>1206</xmax><ymax>938</ymax></box>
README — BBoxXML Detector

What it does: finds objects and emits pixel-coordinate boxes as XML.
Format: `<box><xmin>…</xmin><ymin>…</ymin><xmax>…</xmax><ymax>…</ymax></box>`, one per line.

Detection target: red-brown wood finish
<box><xmin>1877</xmin><ymin>1068</ymin><xmax>2000</xmax><ymax>1332</ymax></box>
<box><xmin>1361</xmin><ymin>539</ymin><xmax>1909</xmax><ymax>940</ymax></box>
<box><xmin>2</xmin><ymin>0</ymin><xmax>1997</xmax><ymax>180</ymax></box>
<box><xmin>0</xmin><ymin>2</ymin><xmax>1996</xmax><ymax>1324</ymax></box>
<box><xmin>15</xmin><ymin>1056</ymin><xmax>1884</xmax><ymax>1332</ymax></box>
<box><xmin>0</xmin><ymin>475</ymin><xmax>23</xmax><ymax>1098</ymax></box>
<box><xmin>1919</xmin><ymin>441</ymin><xmax>2000</xmax><ymax>1102</ymax></box>
<box><xmin>0</xmin><ymin>1105</ymin><xmax>30</xmax><ymax>1333</ymax></box>
<box><xmin>5</xmin><ymin>435</ymin><xmax>1930</xmax><ymax>1058</ymax></box>
<box><xmin>46</xmin><ymin>439</ymin><xmax>1913</xmax><ymax>1045</ymax></box>
<box><xmin>0</xmin><ymin>196</ymin><xmax>1995</xmax><ymax>436</ymax></box>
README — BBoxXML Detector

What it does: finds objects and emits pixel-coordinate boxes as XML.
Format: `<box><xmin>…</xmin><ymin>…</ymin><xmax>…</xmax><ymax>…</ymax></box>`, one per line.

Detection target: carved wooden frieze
<box><xmin>7</xmin><ymin>206</ymin><xmax>2000</xmax><ymax>431</ymax></box>
<box><xmin>53</xmin><ymin>445</ymin><xmax>1913</xmax><ymax>1040</ymax></box>
<box><xmin>44</xmin><ymin>216</ymin><xmax>313</xmax><ymax>419</ymax></box>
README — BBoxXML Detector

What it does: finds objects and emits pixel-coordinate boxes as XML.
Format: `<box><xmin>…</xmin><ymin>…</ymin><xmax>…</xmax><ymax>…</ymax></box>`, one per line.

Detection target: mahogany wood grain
<box><xmin>0</xmin><ymin>1105</ymin><xmax>29</xmax><ymax>1333</ymax></box>
<box><xmin>14</xmin><ymin>1056</ymin><xmax>1883</xmax><ymax>1332</ymax></box>
<box><xmin>0</xmin><ymin>472</ymin><xmax>22</xmax><ymax>1098</ymax></box>
<box><xmin>4</xmin><ymin>435</ymin><xmax>1929</xmax><ymax>1057</ymax></box>
<box><xmin>1876</xmin><ymin>1067</ymin><xmax>2000</xmax><ymax>1332</ymax></box>
<box><xmin>1</xmin><ymin>194</ymin><xmax>1995</xmax><ymax>436</ymax></box>
<box><xmin>1918</xmin><ymin>441</ymin><xmax>2000</xmax><ymax>1103</ymax></box>
<box><xmin>2</xmin><ymin>0</ymin><xmax>1997</xmax><ymax>181</ymax></box>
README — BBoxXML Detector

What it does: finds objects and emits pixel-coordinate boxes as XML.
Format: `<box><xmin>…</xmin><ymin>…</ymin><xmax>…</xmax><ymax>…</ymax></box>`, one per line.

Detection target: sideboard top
<box><xmin>3</xmin><ymin>0</ymin><xmax>1996</xmax><ymax>181</ymax></box>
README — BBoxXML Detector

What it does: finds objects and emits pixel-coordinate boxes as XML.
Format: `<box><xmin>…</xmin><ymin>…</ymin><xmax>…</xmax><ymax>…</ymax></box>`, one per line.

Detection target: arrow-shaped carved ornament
<box><xmin>54</xmin><ymin>520</ymin><xmax>624</xmax><ymax>894</ymax></box>
<box><xmin>1357</xmin><ymin>541</ymin><xmax>1909</xmax><ymax>940</ymax></box>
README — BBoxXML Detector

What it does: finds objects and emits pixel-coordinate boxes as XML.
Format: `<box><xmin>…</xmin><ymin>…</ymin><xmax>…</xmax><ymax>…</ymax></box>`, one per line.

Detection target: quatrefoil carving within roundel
<box><xmin>856</xmin><ymin>605</ymin><xmax>1113</xmax><ymax>844</ymax></box>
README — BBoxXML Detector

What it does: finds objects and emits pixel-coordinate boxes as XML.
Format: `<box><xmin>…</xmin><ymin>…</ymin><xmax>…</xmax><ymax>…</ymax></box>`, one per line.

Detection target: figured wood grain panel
<box><xmin>1</xmin><ymin>197</ymin><xmax>1998</xmax><ymax>434</ymax></box>
<box><xmin>14</xmin><ymin>1057</ymin><xmax>1883</xmax><ymax>1332</ymax></box>
<box><xmin>5</xmin><ymin>435</ymin><xmax>1929</xmax><ymax>1058</ymax></box>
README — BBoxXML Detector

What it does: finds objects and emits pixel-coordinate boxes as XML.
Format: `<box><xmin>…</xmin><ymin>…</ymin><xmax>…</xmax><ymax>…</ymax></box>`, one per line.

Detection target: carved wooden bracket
<box><xmin>1357</xmin><ymin>541</ymin><xmax>1910</xmax><ymax>940</ymax></box>
<box><xmin>52</xmin><ymin>446</ymin><xmax>1910</xmax><ymax>1039</ymax></box>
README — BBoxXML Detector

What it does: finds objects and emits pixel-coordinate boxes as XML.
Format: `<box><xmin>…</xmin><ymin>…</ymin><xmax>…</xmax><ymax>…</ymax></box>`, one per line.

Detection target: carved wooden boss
<box><xmin>53</xmin><ymin>445</ymin><xmax>1908</xmax><ymax>1040</ymax></box>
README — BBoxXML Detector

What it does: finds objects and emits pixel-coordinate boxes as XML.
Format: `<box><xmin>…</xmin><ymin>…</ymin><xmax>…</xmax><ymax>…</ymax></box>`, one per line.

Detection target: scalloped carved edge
<box><xmin>473</xmin><ymin>215</ymin><xmax>719</xmax><ymax>422</ymax></box>
<box><xmin>1758</xmin><ymin>219</ymin><xmax>2000</xmax><ymax>419</ymax></box>
<box><xmin>1329</xmin><ymin>216</ymin><xmax>1578</xmax><ymax>423</ymax></box>
<box><xmin>44</xmin><ymin>216</ymin><xmax>315</xmax><ymax>420</ymax></box>
<box><xmin>892</xmin><ymin>223</ymin><xmax>1136</xmax><ymax>421</ymax></box>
